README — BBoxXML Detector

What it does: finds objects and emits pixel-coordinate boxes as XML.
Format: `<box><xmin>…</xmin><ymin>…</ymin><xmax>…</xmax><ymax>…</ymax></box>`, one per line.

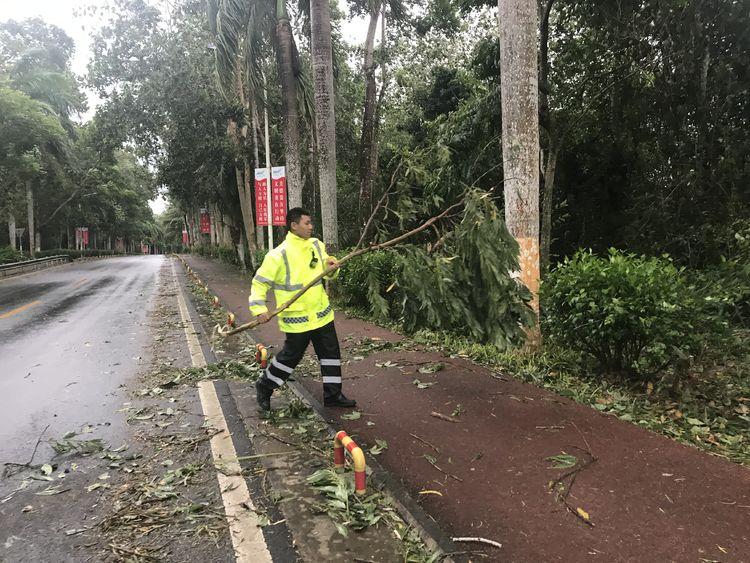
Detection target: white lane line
<box><xmin>171</xmin><ymin>260</ymin><xmax>272</xmax><ymax>563</ymax></box>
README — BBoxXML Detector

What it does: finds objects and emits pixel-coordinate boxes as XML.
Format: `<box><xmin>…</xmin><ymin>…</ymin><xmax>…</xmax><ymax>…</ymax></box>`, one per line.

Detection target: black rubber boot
<box><xmin>324</xmin><ymin>392</ymin><xmax>357</xmax><ymax>408</ymax></box>
<box><xmin>255</xmin><ymin>379</ymin><xmax>273</xmax><ymax>412</ymax></box>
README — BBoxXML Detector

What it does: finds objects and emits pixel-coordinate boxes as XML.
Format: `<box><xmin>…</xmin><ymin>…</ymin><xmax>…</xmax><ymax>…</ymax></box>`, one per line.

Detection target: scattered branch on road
<box><xmin>215</xmin><ymin>200</ymin><xmax>464</xmax><ymax>337</ymax></box>
<box><xmin>1</xmin><ymin>424</ymin><xmax>50</xmax><ymax>478</ymax></box>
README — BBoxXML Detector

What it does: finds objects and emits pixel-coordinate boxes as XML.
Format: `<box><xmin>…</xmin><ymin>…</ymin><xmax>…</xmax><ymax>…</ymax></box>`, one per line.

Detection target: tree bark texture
<box><xmin>357</xmin><ymin>0</ymin><xmax>382</xmax><ymax>227</ymax></box>
<box><xmin>8</xmin><ymin>213</ymin><xmax>16</xmax><ymax>250</ymax></box>
<box><xmin>538</xmin><ymin>0</ymin><xmax>555</xmax><ymax>275</ymax></box>
<box><xmin>26</xmin><ymin>180</ymin><xmax>35</xmax><ymax>257</ymax></box>
<box><xmin>275</xmin><ymin>8</ymin><xmax>304</xmax><ymax>208</ymax></box>
<box><xmin>251</xmin><ymin>103</ymin><xmax>265</xmax><ymax>250</ymax></box>
<box><xmin>310</xmin><ymin>0</ymin><xmax>339</xmax><ymax>252</ymax></box>
<box><xmin>540</xmin><ymin>146</ymin><xmax>557</xmax><ymax>275</ymax></box>
<box><xmin>499</xmin><ymin>0</ymin><xmax>541</xmax><ymax>320</ymax></box>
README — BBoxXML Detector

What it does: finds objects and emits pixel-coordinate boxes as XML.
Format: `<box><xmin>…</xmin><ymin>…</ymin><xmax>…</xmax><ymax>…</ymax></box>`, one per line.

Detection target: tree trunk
<box><xmin>226</xmin><ymin>58</ymin><xmax>258</xmax><ymax>255</ymax></box>
<box><xmin>183</xmin><ymin>214</ymin><xmax>192</xmax><ymax>247</ymax></box>
<box><xmin>540</xmin><ymin>145</ymin><xmax>557</xmax><ymax>274</ymax></box>
<box><xmin>538</xmin><ymin>0</ymin><xmax>556</xmax><ymax>275</ymax></box>
<box><xmin>234</xmin><ymin>164</ymin><xmax>256</xmax><ymax>256</ymax></box>
<box><xmin>209</xmin><ymin>203</ymin><xmax>217</xmax><ymax>246</ymax></box>
<box><xmin>310</xmin><ymin>0</ymin><xmax>339</xmax><ymax>252</ymax></box>
<box><xmin>499</xmin><ymin>0</ymin><xmax>541</xmax><ymax>338</ymax></box>
<box><xmin>8</xmin><ymin>213</ymin><xmax>16</xmax><ymax>250</ymax></box>
<box><xmin>251</xmin><ymin>104</ymin><xmax>265</xmax><ymax>250</ymax></box>
<box><xmin>357</xmin><ymin>0</ymin><xmax>382</xmax><ymax>228</ymax></box>
<box><xmin>243</xmin><ymin>158</ymin><xmax>258</xmax><ymax>264</ymax></box>
<box><xmin>275</xmin><ymin>2</ymin><xmax>303</xmax><ymax>208</ymax></box>
<box><xmin>26</xmin><ymin>180</ymin><xmax>35</xmax><ymax>257</ymax></box>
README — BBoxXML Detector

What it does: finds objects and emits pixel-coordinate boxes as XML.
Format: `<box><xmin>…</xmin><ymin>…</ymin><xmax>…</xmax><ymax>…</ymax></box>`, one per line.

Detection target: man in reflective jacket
<box><xmin>249</xmin><ymin>207</ymin><xmax>357</xmax><ymax>411</ymax></box>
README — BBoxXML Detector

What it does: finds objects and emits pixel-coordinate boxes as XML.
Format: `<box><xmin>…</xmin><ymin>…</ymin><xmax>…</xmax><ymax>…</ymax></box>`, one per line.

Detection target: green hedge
<box><xmin>0</xmin><ymin>246</ymin><xmax>29</xmax><ymax>265</ymax></box>
<box><xmin>542</xmin><ymin>249</ymin><xmax>727</xmax><ymax>377</ymax></box>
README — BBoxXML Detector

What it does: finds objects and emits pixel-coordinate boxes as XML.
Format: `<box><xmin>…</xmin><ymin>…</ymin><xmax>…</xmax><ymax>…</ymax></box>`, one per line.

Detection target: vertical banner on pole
<box><xmin>182</xmin><ymin>229</ymin><xmax>189</xmax><ymax>245</ymax></box>
<box><xmin>82</xmin><ymin>227</ymin><xmax>89</xmax><ymax>248</ymax></box>
<box><xmin>200</xmin><ymin>208</ymin><xmax>211</xmax><ymax>234</ymax></box>
<box><xmin>271</xmin><ymin>166</ymin><xmax>287</xmax><ymax>226</ymax></box>
<box><xmin>255</xmin><ymin>168</ymin><xmax>270</xmax><ymax>226</ymax></box>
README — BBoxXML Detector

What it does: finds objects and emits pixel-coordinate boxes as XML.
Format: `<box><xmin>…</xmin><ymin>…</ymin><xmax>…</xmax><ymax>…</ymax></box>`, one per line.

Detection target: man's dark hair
<box><xmin>286</xmin><ymin>207</ymin><xmax>311</xmax><ymax>230</ymax></box>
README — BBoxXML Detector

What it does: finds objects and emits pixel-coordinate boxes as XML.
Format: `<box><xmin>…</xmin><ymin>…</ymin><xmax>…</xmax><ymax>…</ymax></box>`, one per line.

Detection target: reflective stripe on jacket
<box><xmin>248</xmin><ymin>232</ymin><xmax>339</xmax><ymax>333</ymax></box>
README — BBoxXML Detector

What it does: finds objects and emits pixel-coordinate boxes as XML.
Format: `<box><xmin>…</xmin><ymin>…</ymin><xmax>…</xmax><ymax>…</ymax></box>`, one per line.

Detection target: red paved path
<box><xmin>183</xmin><ymin>255</ymin><xmax>750</xmax><ymax>563</ymax></box>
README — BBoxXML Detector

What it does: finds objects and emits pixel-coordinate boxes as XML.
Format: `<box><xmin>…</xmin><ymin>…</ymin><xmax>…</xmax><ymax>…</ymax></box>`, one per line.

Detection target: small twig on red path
<box><xmin>409</xmin><ymin>433</ymin><xmax>440</xmax><ymax>453</ymax></box>
<box><xmin>430</xmin><ymin>411</ymin><xmax>460</xmax><ymax>423</ymax></box>
<box><xmin>424</xmin><ymin>455</ymin><xmax>463</xmax><ymax>482</ymax></box>
<box><xmin>452</xmin><ymin>537</ymin><xmax>503</xmax><ymax>549</ymax></box>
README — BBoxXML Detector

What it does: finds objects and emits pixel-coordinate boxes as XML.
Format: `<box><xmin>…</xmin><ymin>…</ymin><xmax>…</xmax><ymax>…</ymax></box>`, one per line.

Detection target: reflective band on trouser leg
<box><xmin>263</xmin><ymin>357</ymin><xmax>295</xmax><ymax>388</ymax></box>
<box><xmin>320</xmin><ymin>359</ymin><xmax>341</xmax><ymax>385</ymax></box>
<box><xmin>321</xmin><ymin>359</ymin><xmax>342</xmax><ymax>397</ymax></box>
<box><xmin>264</xmin><ymin>368</ymin><xmax>285</xmax><ymax>388</ymax></box>
<box><xmin>333</xmin><ymin>431</ymin><xmax>366</xmax><ymax>495</ymax></box>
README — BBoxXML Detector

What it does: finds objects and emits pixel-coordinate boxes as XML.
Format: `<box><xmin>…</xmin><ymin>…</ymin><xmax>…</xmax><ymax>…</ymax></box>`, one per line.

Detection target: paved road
<box><xmin>0</xmin><ymin>256</ymin><xmax>164</xmax><ymax>464</ymax></box>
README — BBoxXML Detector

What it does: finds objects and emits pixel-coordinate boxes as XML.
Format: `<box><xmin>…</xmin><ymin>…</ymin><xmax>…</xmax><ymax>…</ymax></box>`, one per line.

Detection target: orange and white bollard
<box><xmin>254</xmin><ymin>343</ymin><xmax>269</xmax><ymax>369</ymax></box>
<box><xmin>334</xmin><ymin>431</ymin><xmax>366</xmax><ymax>495</ymax></box>
<box><xmin>227</xmin><ymin>312</ymin><xmax>236</xmax><ymax>327</ymax></box>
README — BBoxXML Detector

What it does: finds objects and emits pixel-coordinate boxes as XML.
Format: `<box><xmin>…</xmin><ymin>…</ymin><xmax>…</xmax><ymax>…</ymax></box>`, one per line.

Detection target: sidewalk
<box><xmin>183</xmin><ymin>254</ymin><xmax>750</xmax><ymax>562</ymax></box>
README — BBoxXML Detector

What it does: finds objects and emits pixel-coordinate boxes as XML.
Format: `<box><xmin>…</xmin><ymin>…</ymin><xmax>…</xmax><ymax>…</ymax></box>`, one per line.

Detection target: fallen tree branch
<box><xmin>423</xmin><ymin>455</ymin><xmax>463</xmax><ymax>482</ymax></box>
<box><xmin>216</xmin><ymin>200</ymin><xmax>464</xmax><ymax>337</ymax></box>
<box><xmin>430</xmin><ymin>411</ymin><xmax>460</xmax><ymax>423</ymax></box>
<box><xmin>452</xmin><ymin>537</ymin><xmax>503</xmax><ymax>549</ymax></box>
<box><xmin>2</xmin><ymin>424</ymin><xmax>50</xmax><ymax>478</ymax></box>
<box><xmin>409</xmin><ymin>433</ymin><xmax>440</xmax><ymax>453</ymax></box>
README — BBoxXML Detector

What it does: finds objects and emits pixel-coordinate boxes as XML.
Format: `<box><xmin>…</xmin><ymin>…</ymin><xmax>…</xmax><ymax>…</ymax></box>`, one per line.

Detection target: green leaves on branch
<box><xmin>338</xmin><ymin>189</ymin><xmax>534</xmax><ymax>350</ymax></box>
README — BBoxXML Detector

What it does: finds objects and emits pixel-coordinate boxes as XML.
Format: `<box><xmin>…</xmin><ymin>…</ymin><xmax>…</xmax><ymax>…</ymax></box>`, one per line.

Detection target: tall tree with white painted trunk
<box><xmin>310</xmin><ymin>0</ymin><xmax>339</xmax><ymax>251</ymax></box>
<box><xmin>498</xmin><ymin>0</ymin><xmax>540</xmax><ymax>336</ymax></box>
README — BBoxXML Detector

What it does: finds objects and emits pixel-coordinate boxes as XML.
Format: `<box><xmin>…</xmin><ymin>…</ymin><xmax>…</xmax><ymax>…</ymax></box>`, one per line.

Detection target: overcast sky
<box><xmin>1</xmin><ymin>0</ymin><xmax>370</xmax><ymax>214</ymax></box>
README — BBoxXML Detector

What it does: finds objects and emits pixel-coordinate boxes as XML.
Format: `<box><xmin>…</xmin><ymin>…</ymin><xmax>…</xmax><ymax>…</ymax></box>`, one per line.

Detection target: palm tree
<box><xmin>208</xmin><ymin>0</ymin><xmax>305</xmax><ymax>214</ymax></box>
<box><xmin>274</xmin><ymin>0</ymin><xmax>304</xmax><ymax>207</ymax></box>
<box><xmin>207</xmin><ymin>0</ymin><xmax>259</xmax><ymax>257</ymax></box>
<box><xmin>310</xmin><ymin>0</ymin><xmax>339</xmax><ymax>251</ymax></box>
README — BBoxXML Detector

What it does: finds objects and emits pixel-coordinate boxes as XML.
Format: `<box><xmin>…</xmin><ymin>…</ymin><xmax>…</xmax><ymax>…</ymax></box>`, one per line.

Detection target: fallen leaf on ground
<box><xmin>35</xmin><ymin>486</ymin><xmax>69</xmax><ymax>496</ymax></box>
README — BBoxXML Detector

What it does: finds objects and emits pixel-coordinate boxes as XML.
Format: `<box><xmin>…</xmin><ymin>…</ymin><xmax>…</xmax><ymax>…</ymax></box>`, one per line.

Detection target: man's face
<box><xmin>291</xmin><ymin>215</ymin><xmax>314</xmax><ymax>239</ymax></box>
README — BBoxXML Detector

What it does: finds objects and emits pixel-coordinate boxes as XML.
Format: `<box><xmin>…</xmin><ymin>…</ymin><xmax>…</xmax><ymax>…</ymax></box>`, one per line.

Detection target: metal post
<box><xmin>263</xmin><ymin>73</ymin><xmax>273</xmax><ymax>249</ymax></box>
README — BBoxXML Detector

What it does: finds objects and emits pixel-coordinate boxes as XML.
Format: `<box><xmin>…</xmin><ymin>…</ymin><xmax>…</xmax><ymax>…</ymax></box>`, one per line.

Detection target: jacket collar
<box><xmin>285</xmin><ymin>231</ymin><xmax>312</xmax><ymax>247</ymax></box>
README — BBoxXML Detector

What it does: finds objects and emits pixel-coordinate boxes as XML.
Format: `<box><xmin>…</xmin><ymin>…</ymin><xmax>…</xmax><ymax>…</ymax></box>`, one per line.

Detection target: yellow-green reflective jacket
<box><xmin>248</xmin><ymin>232</ymin><xmax>339</xmax><ymax>333</ymax></box>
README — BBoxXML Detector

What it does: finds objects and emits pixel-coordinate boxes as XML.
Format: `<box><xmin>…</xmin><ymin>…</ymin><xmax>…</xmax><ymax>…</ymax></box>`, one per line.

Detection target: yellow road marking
<box><xmin>0</xmin><ymin>300</ymin><xmax>42</xmax><ymax>319</ymax></box>
<box><xmin>171</xmin><ymin>260</ymin><xmax>272</xmax><ymax>563</ymax></box>
<box><xmin>71</xmin><ymin>277</ymin><xmax>87</xmax><ymax>289</ymax></box>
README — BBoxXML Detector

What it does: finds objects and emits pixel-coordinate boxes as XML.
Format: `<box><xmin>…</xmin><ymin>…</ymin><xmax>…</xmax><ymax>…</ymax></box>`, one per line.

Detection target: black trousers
<box><xmin>258</xmin><ymin>321</ymin><xmax>342</xmax><ymax>400</ymax></box>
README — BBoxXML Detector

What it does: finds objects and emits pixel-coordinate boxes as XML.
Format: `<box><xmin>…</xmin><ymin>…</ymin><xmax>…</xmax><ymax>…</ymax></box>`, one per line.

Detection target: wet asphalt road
<box><xmin>0</xmin><ymin>255</ymin><xmax>164</xmax><ymax>464</ymax></box>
